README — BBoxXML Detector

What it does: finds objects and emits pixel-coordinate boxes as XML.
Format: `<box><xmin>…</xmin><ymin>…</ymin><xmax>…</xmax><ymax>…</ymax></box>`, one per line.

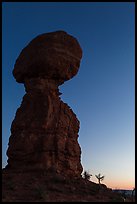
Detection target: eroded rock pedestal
<box><xmin>6</xmin><ymin>31</ymin><xmax>83</xmax><ymax>177</ymax></box>
<box><xmin>3</xmin><ymin>31</ymin><xmax>125</xmax><ymax>202</ymax></box>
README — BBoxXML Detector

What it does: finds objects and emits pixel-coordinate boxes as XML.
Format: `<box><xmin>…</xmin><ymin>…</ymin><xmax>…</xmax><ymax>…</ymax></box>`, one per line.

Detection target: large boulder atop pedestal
<box><xmin>13</xmin><ymin>31</ymin><xmax>82</xmax><ymax>84</ymax></box>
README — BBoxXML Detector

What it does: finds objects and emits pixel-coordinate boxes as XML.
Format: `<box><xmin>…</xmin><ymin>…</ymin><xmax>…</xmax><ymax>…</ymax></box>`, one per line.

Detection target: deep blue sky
<box><xmin>2</xmin><ymin>2</ymin><xmax>135</xmax><ymax>189</ymax></box>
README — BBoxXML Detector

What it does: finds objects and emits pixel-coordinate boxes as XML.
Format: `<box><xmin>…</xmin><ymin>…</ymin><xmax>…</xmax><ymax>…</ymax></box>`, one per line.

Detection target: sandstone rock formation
<box><xmin>6</xmin><ymin>31</ymin><xmax>83</xmax><ymax>177</ymax></box>
<box><xmin>3</xmin><ymin>31</ymin><xmax>126</xmax><ymax>203</ymax></box>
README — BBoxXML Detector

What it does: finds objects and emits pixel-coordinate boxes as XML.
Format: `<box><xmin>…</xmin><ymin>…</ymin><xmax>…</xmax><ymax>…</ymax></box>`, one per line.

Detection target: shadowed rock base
<box><xmin>2</xmin><ymin>170</ymin><xmax>126</xmax><ymax>202</ymax></box>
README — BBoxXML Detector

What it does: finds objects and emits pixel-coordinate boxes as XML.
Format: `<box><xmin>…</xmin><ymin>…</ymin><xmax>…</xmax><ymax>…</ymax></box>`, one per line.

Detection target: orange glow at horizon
<box><xmin>106</xmin><ymin>174</ymin><xmax>135</xmax><ymax>190</ymax></box>
<box><xmin>106</xmin><ymin>180</ymin><xmax>135</xmax><ymax>190</ymax></box>
<box><xmin>91</xmin><ymin>176</ymin><xmax>135</xmax><ymax>190</ymax></box>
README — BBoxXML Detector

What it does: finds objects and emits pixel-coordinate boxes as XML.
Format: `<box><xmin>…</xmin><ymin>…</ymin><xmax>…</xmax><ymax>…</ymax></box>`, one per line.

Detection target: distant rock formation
<box><xmin>6</xmin><ymin>31</ymin><xmax>83</xmax><ymax>177</ymax></box>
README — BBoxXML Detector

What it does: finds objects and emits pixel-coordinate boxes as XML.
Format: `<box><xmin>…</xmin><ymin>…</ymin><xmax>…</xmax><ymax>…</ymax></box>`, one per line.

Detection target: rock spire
<box><xmin>6</xmin><ymin>31</ymin><xmax>83</xmax><ymax>177</ymax></box>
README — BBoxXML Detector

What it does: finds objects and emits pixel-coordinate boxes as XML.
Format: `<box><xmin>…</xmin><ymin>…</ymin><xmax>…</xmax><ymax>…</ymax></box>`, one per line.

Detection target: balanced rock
<box><xmin>13</xmin><ymin>30</ymin><xmax>82</xmax><ymax>84</ymax></box>
<box><xmin>6</xmin><ymin>31</ymin><xmax>83</xmax><ymax>177</ymax></box>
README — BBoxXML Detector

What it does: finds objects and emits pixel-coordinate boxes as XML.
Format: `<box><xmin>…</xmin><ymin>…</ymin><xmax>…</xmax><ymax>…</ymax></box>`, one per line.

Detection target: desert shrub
<box><xmin>95</xmin><ymin>173</ymin><xmax>105</xmax><ymax>184</ymax></box>
<box><xmin>83</xmin><ymin>171</ymin><xmax>92</xmax><ymax>181</ymax></box>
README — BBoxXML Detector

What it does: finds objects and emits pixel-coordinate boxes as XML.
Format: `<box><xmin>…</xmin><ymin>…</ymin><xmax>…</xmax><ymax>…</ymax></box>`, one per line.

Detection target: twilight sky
<box><xmin>2</xmin><ymin>2</ymin><xmax>135</xmax><ymax>190</ymax></box>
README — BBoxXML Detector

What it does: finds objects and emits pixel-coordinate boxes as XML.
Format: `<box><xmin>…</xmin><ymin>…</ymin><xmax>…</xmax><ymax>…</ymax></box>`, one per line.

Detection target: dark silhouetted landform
<box><xmin>2</xmin><ymin>31</ymin><xmax>130</xmax><ymax>202</ymax></box>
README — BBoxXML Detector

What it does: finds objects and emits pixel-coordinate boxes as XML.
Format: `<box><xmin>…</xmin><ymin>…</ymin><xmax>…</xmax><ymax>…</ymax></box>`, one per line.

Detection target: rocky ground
<box><xmin>2</xmin><ymin>169</ymin><xmax>129</xmax><ymax>202</ymax></box>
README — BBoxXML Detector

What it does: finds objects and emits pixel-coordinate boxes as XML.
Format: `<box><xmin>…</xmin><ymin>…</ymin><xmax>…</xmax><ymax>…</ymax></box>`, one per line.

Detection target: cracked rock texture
<box><xmin>6</xmin><ymin>31</ymin><xmax>83</xmax><ymax>177</ymax></box>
